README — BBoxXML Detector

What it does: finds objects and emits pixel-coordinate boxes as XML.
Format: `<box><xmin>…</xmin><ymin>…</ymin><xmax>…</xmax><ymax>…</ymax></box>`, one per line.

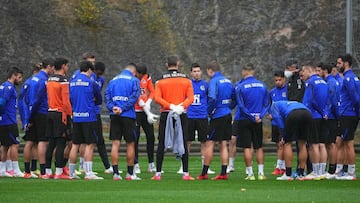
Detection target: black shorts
<box><xmin>109</xmin><ymin>115</ymin><xmax>136</xmax><ymax>142</ymax></box>
<box><xmin>325</xmin><ymin>119</ymin><xmax>338</xmax><ymax>144</ymax></box>
<box><xmin>23</xmin><ymin>113</ymin><xmax>48</xmax><ymax>142</ymax></box>
<box><xmin>284</xmin><ymin>109</ymin><xmax>312</xmax><ymax>143</ymax></box>
<box><xmin>271</xmin><ymin>125</ymin><xmax>281</xmax><ymax>143</ymax></box>
<box><xmin>236</xmin><ymin>119</ymin><xmax>263</xmax><ymax>149</ymax></box>
<box><xmin>208</xmin><ymin>114</ymin><xmax>232</xmax><ymax>141</ymax></box>
<box><xmin>232</xmin><ymin>120</ymin><xmax>239</xmax><ymax>136</ymax></box>
<box><xmin>187</xmin><ymin>118</ymin><xmax>208</xmax><ymax>142</ymax></box>
<box><xmin>72</xmin><ymin>122</ymin><xmax>99</xmax><ymax>144</ymax></box>
<box><xmin>339</xmin><ymin>116</ymin><xmax>359</xmax><ymax>141</ymax></box>
<box><xmin>46</xmin><ymin>111</ymin><xmax>66</xmax><ymax>138</ymax></box>
<box><xmin>308</xmin><ymin>119</ymin><xmax>327</xmax><ymax>144</ymax></box>
<box><xmin>0</xmin><ymin>124</ymin><xmax>20</xmax><ymax>146</ymax></box>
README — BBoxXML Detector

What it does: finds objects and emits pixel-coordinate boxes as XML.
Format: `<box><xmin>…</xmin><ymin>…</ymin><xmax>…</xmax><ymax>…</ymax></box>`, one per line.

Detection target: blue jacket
<box><xmin>72</xmin><ymin>70</ymin><xmax>103</xmax><ymax>114</ymax></box>
<box><xmin>18</xmin><ymin>77</ymin><xmax>32</xmax><ymax>127</ymax></box>
<box><xmin>302</xmin><ymin>74</ymin><xmax>328</xmax><ymax>119</ymax></box>
<box><xmin>339</xmin><ymin>69</ymin><xmax>360</xmax><ymax>117</ymax></box>
<box><xmin>207</xmin><ymin>71</ymin><xmax>235</xmax><ymax>119</ymax></box>
<box><xmin>270</xmin><ymin>101</ymin><xmax>311</xmax><ymax>130</ymax></box>
<box><xmin>269</xmin><ymin>85</ymin><xmax>287</xmax><ymax>125</ymax></box>
<box><xmin>187</xmin><ymin>79</ymin><xmax>208</xmax><ymax>119</ymax></box>
<box><xmin>26</xmin><ymin>70</ymin><xmax>49</xmax><ymax>122</ymax></box>
<box><xmin>325</xmin><ymin>75</ymin><xmax>340</xmax><ymax>119</ymax></box>
<box><xmin>70</xmin><ymin>73</ymin><xmax>102</xmax><ymax>123</ymax></box>
<box><xmin>0</xmin><ymin>81</ymin><xmax>18</xmax><ymax>125</ymax></box>
<box><xmin>105</xmin><ymin>69</ymin><xmax>140</xmax><ymax>119</ymax></box>
<box><xmin>235</xmin><ymin>76</ymin><xmax>269</xmax><ymax>122</ymax></box>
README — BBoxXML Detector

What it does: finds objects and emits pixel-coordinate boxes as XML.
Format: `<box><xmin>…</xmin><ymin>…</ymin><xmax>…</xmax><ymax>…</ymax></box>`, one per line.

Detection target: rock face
<box><xmin>0</xmin><ymin>0</ymin><xmax>355</xmax><ymax>85</ymax></box>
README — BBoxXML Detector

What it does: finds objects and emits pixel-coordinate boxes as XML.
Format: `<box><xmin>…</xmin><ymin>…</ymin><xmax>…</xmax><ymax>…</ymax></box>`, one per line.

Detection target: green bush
<box><xmin>74</xmin><ymin>0</ymin><xmax>102</xmax><ymax>25</ymax></box>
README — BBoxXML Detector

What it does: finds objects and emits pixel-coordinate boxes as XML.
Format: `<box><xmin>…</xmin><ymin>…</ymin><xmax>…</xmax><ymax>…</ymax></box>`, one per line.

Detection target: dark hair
<box><xmin>274</xmin><ymin>70</ymin><xmax>284</xmax><ymax>77</ymax></box>
<box><xmin>190</xmin><ymin>63</ymin><xmax>200</xmax><ymax>71</ymax></box>
<box><xmin>82</xmin><ymin>52</ymin><xmax>95</xmax><ymax>60</ymax></box>
<box><xmin>167</xmin><ymin>55</ymin><xmax>179</xmax><ymax>67</ymax></box>
<box><xmin>285</xmin><ymin>59</ymin><xmax>298</xmax><ymax>68</ymax></box>
<box><xmin>42</xmin><ymin>58</ymin><xmax>54</xmax><ymax>69</ymax></box>
<box><xmin>242</xmin><ymin>63</ymin><xmax>255</xmax><ymax>71</ymax></box>
<box><xmin>338</xmin><ymin>54</ymin><xmax>353</xmax><ymax>66</ymax></box>
<box><xmin>54</xmin><ymin>58</ymin><xmax>69</xmax><ymax>71</ymax></box>
<box><xmin>136</xmin><ymin>64</ymin><xmax>147</xmax><ymax>75</ymax></box>
<box><xmin>79</xmin><ymin>61</ymin><xmax>94</xmax><ymax>72</ymax></box>
<box><xmin>126</xmin><ymin>62</ymin><xmax>137</xmax><ymax>70</ymax></box>
<box><xmin>316</xmin><ymin>62</ymin><xmax>324</xmax><ymax>68</ymax></box>
<box><xmin>321</xmin><ymin>63</ymin><xmax>332</xmax><ymax>74</ymax></box>
<box><xmin>32</xmin><ymin>63</ymin><xmax>42</xmax><ymax>74</ymax></box>
<box><xmin>7</xmin><ymin>67</ymin><xmax>23</xmax><ymax>79</ymax></box>
<box><xmin>207</xmin><ymin>60</ymin><xmax>220</xmax><ymax>71</ymax></box>
<box><xmin>94</xmin><ymin>62</ymin><xmax>106</xmax><ymax>72</ymax></box>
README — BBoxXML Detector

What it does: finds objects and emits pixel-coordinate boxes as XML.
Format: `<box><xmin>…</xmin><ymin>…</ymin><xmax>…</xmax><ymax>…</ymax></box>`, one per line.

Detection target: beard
<box><xmin>339</xmin><ymin>66</ymin><xmax>345</xmax><ymax>73</ymax></box>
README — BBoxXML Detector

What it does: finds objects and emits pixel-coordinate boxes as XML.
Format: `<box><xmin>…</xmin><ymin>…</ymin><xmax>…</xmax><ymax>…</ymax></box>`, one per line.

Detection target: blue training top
<box><xmin>0</xmin><ymin>81</ymin><xmax>18</xmax><ymax>125</ymax></box>
<box><xmin>338</xmin><ymin>69</ymin><xmax>360</xmax><ymax>117</ymax></box>
<box><xmin>302</xmin><ymin>74</ymin><xmax>328</xmax><ymax>119</ymax></box>
<box><xmin>187</xmin><ymin>79</ymin><xmax>208</xmax><ymax>119</ymax></box>
<box><xmin>325</xmin><ymin>74</ymin><xmax>340</xmax><ymax>119</ymax></box>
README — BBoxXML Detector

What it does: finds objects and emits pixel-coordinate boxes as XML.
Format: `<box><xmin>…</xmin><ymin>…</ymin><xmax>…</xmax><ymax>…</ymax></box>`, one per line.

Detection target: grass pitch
<box><xmin>0</xmin><ymin>155</ymin><xmax>359</xmax><ymax>203</ymax></box>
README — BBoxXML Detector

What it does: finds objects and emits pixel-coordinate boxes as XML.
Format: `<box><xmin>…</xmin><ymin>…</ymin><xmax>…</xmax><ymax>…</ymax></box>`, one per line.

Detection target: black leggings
<box><xmin>45</xmin><ymin>137</ymin><xmax>66</xmax><ymax>168</ymax></box>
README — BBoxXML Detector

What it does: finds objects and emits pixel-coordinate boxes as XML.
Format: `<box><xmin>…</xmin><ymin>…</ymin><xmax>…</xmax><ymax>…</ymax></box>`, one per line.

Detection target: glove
<box><xmin>138</xmin><ymin>99</ymin><xmax>145</xmax><ymax>107</ymax></box>
<box><xmin>144</xmin><ymin>108</ymin><xmax>159</xmax><ymax>124</ymax></box>
<box><xmin>170</xmin><ymin>104</ymin><xmax>184</xmax><ymax>115</ymax></box>
<box><xmin>144</xmin><ymin>99</ymin><xmax>152</xmax><ymax>111</ymax></box>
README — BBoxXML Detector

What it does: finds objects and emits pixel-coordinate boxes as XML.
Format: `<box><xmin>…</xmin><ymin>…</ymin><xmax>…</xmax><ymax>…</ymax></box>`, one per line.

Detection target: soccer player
<box><xmin>318</xmin><ymin>63</ymin><xmax>341</xmax><ymax>179</ymax></box>
<box><xmin>23</xmin><ymin>59</ymin><xmax>55</xmax><ymax>178</ymax></box>
<box><xmin>271</xmin><ymin>101</ymin><xmax>312</xmax><ymax>181</ymax></box>
<box><xmin>197</xmin><ymin>60</ymin><xmax>234</xmax><ymax>180</ymax></box>
<box><xmin>44</xmin><ymin>58</ymin><xmax>72</xmax><ymax>179</ymax></box>
<box><xmin>152</xmin><ymin>55</ymin><xmax>194</xmax><ymax>181</ymax></box>
<box><xmin>184</xmin><ymin>63</ymin><xmax>215</xmax><ymax>175</ymax></box>
<box><xmin>105</xmin><ymin>63</ymin><xmax>141</xmax><ymax>180</ymax></box>
<box><xmin>284</xmin><ymin>59</ymin><xmax>304</xmax><ymax>102</ymax></box>
<box><xmin>69</xmin><ymin>61</ymin><xmax>103</xmax><ymax>180</ymax></box>
<box><xmin>134</xmin><ymin>64</ymin><xmax>158</xmax><ymax>174</ymax></box>
<box><xmin>335</xmin><ymin>54</ymin><xmax>359</xmax><ymax>180</ymax></box>
<box><xmin>301</xmin><ymin>64</ymin><xmax>329</xmax><ymax>180</ymax></box>
<box><xmin>93</xmin><ymin>61</ymin><xmax>113</xmax><ymax>174</ymax></box>
<box><xmin>269</xmin><ymin>71</ymin><xmax>287</xmax><ymax>175</ymax></box>
<box><xmin>0</xmin><ymin>67</ymin><xmax>23</xmax><ymax>177</ymax></box>
<box><xmin>19</xmin><ymin>63</ymin><xmax>40</xmax><ymax>178</ymax></box>
<box><xmin>235</xmin><ymin>64</ymin><xmax>269</xmax><ymax>180</ymax></box>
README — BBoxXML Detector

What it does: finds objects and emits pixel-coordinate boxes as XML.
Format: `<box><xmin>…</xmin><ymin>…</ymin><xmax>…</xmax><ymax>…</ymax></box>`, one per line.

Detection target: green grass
<box><xmin>0</xmin><ymin>155</ymin><xmax>359</xmax><ymax>203</ymax></box>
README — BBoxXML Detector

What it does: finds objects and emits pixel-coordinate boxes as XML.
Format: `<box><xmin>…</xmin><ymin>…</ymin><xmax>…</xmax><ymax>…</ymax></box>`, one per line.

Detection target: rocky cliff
<box><xmin>0</xmin><ymin>0</ymin><xmax>351</xmax><ymax>85</ymax></box>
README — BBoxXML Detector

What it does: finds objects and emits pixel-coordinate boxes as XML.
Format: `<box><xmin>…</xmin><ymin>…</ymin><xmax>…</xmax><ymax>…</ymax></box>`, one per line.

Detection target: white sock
<box><xmin>85</xmin><ymin>161</ymin><xmax>93</xmax><ymax>176</ymax></box>
<box><xmin>156</xmin><ymin>172</ymin><xmax>161</xmax><ymax>176</ymax></box>
<box><xmin>0</xmin><ymin>162</ymin><xmax>6</xmax><ymax>173</ymax></box>
<box><xmin>229</xmin><ymin>157</ymin><xmax>235</xmax><ymax>167</ymax></box>
<box><xmin>69</xmin><ymin>163</ymin><xmax>76</xmax><ymax>176</ymax></box>
<box><xmin>148</xmin><ymin>162</ymin><xmax>154</xmax><ymax>169</ymax></box>
<box><xmin>336</xmin><ymin>164</ymin><xmax>343</xmax><ymax>174</ymax></box>
<box><xmin>46</xmin><ymin>168</ymin><xmax>52</xmax><ymax>175</ymax></box>
<box><xmin>320</xmin><ymin>163</ymin><xmax>327</xmax><ymax>175</ymax></box>
<box><xmin>258</xmin><ymin>164</ymin><xmax>264</xmax><ymax>175</ymax></box>
<box><xmin>348</xmin><ymin>164</ymin><xmax>355</xmax><ymax>175</ymax></box>
<box><xmin>12</xmin><ymin>161</ymin><xmax>21</xmax><ymax>173</ymax></box>
<box><xmin>312</xmin><ymin>163</ymin><xmax>320</xmax><ymax>176</ymax></box>
<box><xmin>79</xmin><ymin>157</ymin><xmax>84</xmax><ymax>170</ymax></box>
<box><xmin>183</xmin><ymin>172</ymin><xmax>189</xmax><ymax>176</ymax></box>
<box><xmin>276</xmin><ymin>159</ymin><xmax>281</xmax><ymax>169</ymax></box>
<box><xmin>246</xmin><ymin>166</ymin><xmax>253</xmax><ymax>176</ymax></box>
<box><xmin>55</xmin><ymin>167</ymin><xmax>63</xmax><ymax>175</ymax></box>
<box><xmin>6</xmin><ymin>160</ymin><xmax>13</xmax><ymax>171</ymax></box>
<box><xmin>280</xmin><ymin>160</ymin><xmax>286</xmax><ymax>169</ymax></box>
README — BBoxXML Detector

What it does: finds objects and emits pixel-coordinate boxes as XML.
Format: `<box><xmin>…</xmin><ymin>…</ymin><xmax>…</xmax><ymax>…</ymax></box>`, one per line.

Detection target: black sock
<box><xmin>63</xmin><ymin>158</ymin><xmax>68</xmax><ymax>167</ymax></box>
<box><xmin>31</xmin><ymin>160</ymin><xmax>37</xmax><ymax>171</ymax></box>
<box><xmin>221</xmin><ymin>165</ymin><xmax>227</xmax><ymax>175</ymax></box>
<box><xmin>201</xmin><ymin>165</ymin><xmax>209</xmax><ymax>176</ymax></box>
<box><xmin>329</xmin><ymin>164</ymin><xmax>336</xmax><ymax>174</ymax></box>
<box><xmin>298</xmin><ymin>168</ymin><xmax>305</xmax><ymax>176</ymax></box>
<box><xmin>286</xmin><ymin>167</ymin><xmax>292</xmax><ymax>176</ymax></box>
<box><xmin>40</xmin><ymin>164</ymin><xmax>46</xmax><ymax>175</ymax></box>
<box><xmin>112</xmin><ymin>165</ymin><xmax>119</xmax><ymax>175</ymax></box>
<box><xmin>343</xmin><ymin>165</ymin><xmax>348</xmax><ymax>172</ymax></box>
<box><xmin>128</xmin><ymin>165</ymin><xmax>134</xmax><ymax>175</ymax></box>
<box><xmin>24</xmin><ymin>162</ymin><xmax>31</xmax><ymax>173</ymax></box>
